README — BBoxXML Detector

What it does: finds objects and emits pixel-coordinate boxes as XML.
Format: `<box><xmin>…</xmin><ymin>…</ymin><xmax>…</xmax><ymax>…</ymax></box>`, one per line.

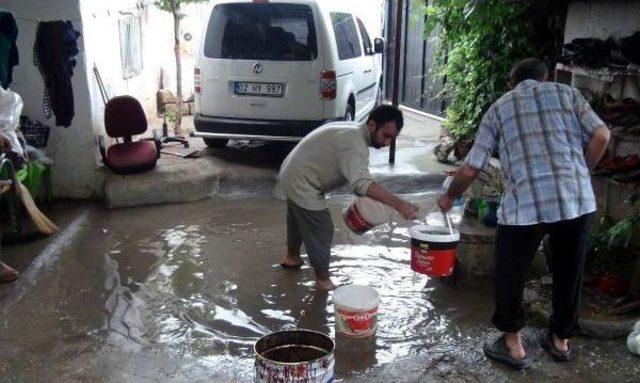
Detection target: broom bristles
<box><xmin>18</xmin><ymin>183</ymin><xmax>60</xmax><ymax>235</ymax></box>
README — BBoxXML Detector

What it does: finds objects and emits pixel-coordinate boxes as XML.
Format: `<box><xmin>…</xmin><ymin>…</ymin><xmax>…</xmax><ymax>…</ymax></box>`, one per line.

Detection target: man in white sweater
<box><xmin>278</xmin><ymin>105</ymin><xmax>419</xmax><ymax>291</ymax></box>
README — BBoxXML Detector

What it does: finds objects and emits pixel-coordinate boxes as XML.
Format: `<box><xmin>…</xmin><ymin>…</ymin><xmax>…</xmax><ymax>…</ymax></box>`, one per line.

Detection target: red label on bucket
<box><xmin>336</xmin><ymin>307</ymin><xmax>378</xmax><ymax>337</ymax></box>
<box><xmin>411</xmin><ymin>243</ymin><xmax>456</xmax><ymax>277</ymax></box>
<box><xmin>344</xmin><ymin>204</ymin><xmax>375</xmax><ymax>235</ymax></box>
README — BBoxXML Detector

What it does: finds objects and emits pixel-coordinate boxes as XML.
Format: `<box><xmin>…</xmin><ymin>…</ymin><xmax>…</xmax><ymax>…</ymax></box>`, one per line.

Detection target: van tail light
<box><xmin>320</xmin><ymin>70</ymin><xmax>337</xmax><ymax>100</ymax></box>
<box><xmin>194</xmin><ymin>67</ymin><xmax>202</xmax><ymax>95</ymax></box>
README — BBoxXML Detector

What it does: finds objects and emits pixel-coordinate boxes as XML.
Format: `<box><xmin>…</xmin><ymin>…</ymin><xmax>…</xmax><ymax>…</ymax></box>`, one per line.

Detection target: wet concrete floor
<box><xmin>1</xmin><ymin>195</ymin><xmax>639</xmax><ymax>382</ymax></box>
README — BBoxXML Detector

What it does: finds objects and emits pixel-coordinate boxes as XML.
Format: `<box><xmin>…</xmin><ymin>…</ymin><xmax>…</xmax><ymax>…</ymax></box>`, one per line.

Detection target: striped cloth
<box><xmin>465</xmin><ymin>80</ymin><xmax>606</xmax><ymax>226</ymax></box>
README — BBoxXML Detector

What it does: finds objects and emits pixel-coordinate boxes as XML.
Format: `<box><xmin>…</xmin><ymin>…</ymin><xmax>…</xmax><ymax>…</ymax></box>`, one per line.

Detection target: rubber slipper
<box><xmin>540</xmin><ymin>330</ymin><xmax>571</xmax><ymax>362</ymax></box>
<box><xmin>280</xmin><ymin>261</ymin><xmax>304</xmax><ymax>269</ymax></box>
<box><xmin>483</xmin><ymin>335</ymin><xmax>534</xmax><ymax>370</ymax></box>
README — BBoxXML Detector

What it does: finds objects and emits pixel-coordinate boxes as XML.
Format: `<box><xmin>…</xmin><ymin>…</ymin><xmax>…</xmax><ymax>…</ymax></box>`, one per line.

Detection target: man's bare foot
<box><xmin>553</xmin><ymin>334</ymin><xmax>569</xmax><ymax>352</ymax></box>
<box><xmin>505</xmin><ymin>332</ymin><xmax>527</xmax><ymax>360</ymax></box>
<box><xmin>0</xmin><ymin>262</ymin><xmax>18</xmax><ymax>283</ymax></box>
<box><xmin>315</xmin><ymin>279</ymin><xmax>337</xmax><ymax>291</ymax></box>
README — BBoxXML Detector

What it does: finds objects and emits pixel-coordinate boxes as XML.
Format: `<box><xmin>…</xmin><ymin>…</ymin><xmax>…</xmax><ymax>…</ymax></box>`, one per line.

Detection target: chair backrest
<box><xmin>104</xmin><ymin>95</ymin><xmax>147</xmax><ymax>138</ymax></box>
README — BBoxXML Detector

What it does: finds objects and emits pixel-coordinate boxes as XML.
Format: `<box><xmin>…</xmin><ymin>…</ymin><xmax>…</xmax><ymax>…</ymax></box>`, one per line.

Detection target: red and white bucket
<box><xmin>342</xmin><ymin>198</ymin><xmax>392</xmax><ymax>235</ymax></box>
<box><xmin>333</xmin><ymin>285</ymin><xmax>379</xmax><ymax>338</ymax></box>
<box><xmin>410</xmin><ymin>224</ymin><xmax>460</xmax><ymax>277</ymax></box>
<box><xmin>342</xmin><ymin>203</ymin><xmax>375</xmax><ymax>235</ymax></box>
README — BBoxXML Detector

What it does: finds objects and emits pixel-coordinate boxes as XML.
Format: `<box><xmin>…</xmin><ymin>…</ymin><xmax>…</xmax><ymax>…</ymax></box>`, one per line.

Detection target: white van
<box><xmin>193</xmin><ymin>0</ymin><xmax>384</xmax><ymax>147</ymax></box>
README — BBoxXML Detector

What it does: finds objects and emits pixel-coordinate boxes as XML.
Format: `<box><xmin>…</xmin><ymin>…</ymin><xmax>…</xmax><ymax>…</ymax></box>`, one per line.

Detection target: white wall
<box><xmin>80</xmin><ymin>0</ymin><xmax>175</xmax><ymax>125</ymax></box>
<box><xmin>4</xmin><ymin>0</ymin><xmax>103</xmax><ymax>199</ymax></box>
<box><xmin>565</xmin><ymin>0</ymin><xmax>640</xmax><ymax>43</ymax></box>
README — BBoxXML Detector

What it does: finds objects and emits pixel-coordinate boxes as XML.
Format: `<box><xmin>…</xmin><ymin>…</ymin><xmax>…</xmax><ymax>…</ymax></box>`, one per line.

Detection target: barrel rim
<box><xmin>410</xmin><ymin>224</ymin><xmax>460</xmax><ymax>242</ymax></box>
<box><xmin>334</xmin><ymin>284</ymin><xmax>380</xmax><ymax>311</ymax></box>
<box><xmin>254</xmin><ymin>328</ymin><xmax>335</xmax><ymax>366</ymax></box>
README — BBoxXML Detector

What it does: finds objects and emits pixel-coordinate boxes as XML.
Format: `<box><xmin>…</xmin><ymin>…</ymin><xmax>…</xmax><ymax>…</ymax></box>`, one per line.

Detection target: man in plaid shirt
<box><xmin>438</xmin><ymin>58</ymin><xmax>610</xmax><ymax>369</ymax></box>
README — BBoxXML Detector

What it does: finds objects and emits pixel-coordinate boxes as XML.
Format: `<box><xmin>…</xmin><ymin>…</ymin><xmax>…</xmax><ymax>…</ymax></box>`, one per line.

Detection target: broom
<box><xmin>16</xmin><ymin>181</ymin><xmax>59</xmax><ymax>235</ymax></box>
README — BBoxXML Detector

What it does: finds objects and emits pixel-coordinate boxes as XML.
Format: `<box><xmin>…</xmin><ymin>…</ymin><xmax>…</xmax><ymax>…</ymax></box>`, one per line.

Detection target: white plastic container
<box><xmin>333</xmin><ymin>285</ymin><xmax>379</xmax><ymax>337</ymax></box>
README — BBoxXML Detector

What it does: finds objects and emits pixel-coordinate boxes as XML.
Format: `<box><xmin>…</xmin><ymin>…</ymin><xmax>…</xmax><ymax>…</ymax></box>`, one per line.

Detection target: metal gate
<box><xmin>384</xmin><ymin>0</ymin><xmax>446</xmax><ymax>116</ymax></box>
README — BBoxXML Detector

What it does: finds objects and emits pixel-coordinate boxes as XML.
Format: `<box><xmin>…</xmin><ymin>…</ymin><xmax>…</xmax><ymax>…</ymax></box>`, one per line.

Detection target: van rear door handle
<box><xmin>364</xmin><ymin>69</ymin><xmax>372</xmax><ymax>74</ymax></box>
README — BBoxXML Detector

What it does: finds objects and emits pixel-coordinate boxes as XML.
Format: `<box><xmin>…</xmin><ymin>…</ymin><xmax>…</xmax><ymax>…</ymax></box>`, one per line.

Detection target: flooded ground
<box><xmin>1</xmin><ymin>195</ymin><xmax>638</xmax><ymax>382</ymax></box>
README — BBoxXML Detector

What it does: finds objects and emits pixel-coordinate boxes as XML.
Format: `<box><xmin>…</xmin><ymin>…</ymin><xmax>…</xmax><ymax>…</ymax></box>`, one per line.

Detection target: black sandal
<box><xmin>483</xmin><ymin>335</ymin><xmax>534</xmax><ymax>370</ymax></box>
<box><xmin>280</xmin><ymin>261</ymin><xmax>304</xmax><ymax>269</ymax></box>
<box><xmin>541</xmin><ymin>330</ymin><xmax>571</xmax><ymax>362</ymax></box>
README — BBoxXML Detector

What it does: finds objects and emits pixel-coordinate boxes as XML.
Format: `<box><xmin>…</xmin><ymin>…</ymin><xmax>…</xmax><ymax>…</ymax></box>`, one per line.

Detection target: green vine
<box><xmin>588</xmin><ymin>192</ymin><xmax>640</xmax><ymax>278</ymax></box>
<box><xmin>421</xmin><ymin>0</ymin><xmax>537</xmax><ymax>140</ymax></box>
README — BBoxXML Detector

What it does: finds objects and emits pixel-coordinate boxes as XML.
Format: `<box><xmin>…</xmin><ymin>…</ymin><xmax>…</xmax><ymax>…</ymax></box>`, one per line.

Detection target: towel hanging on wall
<box><xmin>34</xmin><ymin>20</ymin><xmax>81</xmax><ymax>128</ymax></box>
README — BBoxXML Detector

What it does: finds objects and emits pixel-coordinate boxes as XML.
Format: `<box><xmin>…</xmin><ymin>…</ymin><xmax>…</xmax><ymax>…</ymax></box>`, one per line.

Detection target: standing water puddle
<box><xmin>99</xmin><ymin>198</ymin><xmax>488</xmax><ymax>380</ymax></box>
<box><xmin>3</xmin><ymin>198</ymin><xmax>639</xmax><ymax>382</ymax></box>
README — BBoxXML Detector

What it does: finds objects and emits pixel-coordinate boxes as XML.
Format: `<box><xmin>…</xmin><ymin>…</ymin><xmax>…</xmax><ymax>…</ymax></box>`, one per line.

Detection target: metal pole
<box><xmin>389</xmin><ymin>0</ymin><xmax>404</xmax><ymax>164</ymax></box>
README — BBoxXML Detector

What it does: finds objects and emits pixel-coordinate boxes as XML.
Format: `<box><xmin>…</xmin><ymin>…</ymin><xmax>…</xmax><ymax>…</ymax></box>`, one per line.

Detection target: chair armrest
<box><xmin>97</xmin><ymin>135</ymin><xmax>107</xmax><ymax>165</ymax></box>
<box><xmin>152</xmin><ymin>130</ymin><xmax>162</xmax><ymax>159</ymax></box>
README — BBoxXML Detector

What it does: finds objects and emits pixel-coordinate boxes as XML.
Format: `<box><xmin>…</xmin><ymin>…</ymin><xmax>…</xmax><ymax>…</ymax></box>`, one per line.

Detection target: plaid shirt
<box><xmin>465</xmin><ymin>80</ymin><xmax>605</xmax><ymax>226</ymax></box>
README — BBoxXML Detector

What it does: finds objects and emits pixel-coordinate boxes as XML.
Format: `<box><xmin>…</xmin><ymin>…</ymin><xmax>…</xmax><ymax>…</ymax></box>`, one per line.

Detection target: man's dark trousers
<box><xmin>492</xmin><ymin>213</ymin><xmax>595</xmax><ymax>338</ymax></box>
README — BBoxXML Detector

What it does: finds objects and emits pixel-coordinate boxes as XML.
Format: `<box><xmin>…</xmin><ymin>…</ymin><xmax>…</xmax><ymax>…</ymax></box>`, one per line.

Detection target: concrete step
<box><xmin>103</xmin><ymin>143</ymin><xmax>455</xmax><ymax>208</ymax></box>
<box><xmin>104</xmin><ymin>156</ymin><xmax>221</xmax><ymax>208</ymax></box>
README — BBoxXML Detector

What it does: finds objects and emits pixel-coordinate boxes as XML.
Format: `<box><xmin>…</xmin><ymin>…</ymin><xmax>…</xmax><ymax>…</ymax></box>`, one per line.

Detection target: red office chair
<box><xmin>98</xmin><ymin>96</ymin><xmax>161</xmax><ymax>175</ymax></box>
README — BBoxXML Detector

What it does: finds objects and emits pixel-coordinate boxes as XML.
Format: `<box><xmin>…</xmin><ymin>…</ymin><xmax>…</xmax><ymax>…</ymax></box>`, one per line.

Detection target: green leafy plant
<box><xmin>588</xmin><ymin>192</ymin><xmax>640</xmax><ymax>277</ymax></box>
<box><xmin>165</xmin><ymin>110</ymin><xmax>178</xmax><ymax>126</ymax></box>
<box><xmin>420</xmin><ymin>0</ymin><xmax>537</xmax><ymax>141</ymax></box>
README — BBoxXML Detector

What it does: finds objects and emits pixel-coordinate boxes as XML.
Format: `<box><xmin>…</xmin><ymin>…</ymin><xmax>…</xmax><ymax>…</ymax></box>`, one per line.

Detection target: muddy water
<box><xmin>98</xmin><ymin>195</ymin><xmax>465</xmax><ymax>379</ymax></box>
<box><xmin>1</xmin><ymin>197</ymin><xmax>639</xmax><ymax>382</ymax></box>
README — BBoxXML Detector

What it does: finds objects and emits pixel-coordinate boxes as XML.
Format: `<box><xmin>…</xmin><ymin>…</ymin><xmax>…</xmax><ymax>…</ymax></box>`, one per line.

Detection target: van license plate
<box><xmin>234</xmin><ymin>82</ymin><xmax>284</xmax><ymax>97</ymax></box>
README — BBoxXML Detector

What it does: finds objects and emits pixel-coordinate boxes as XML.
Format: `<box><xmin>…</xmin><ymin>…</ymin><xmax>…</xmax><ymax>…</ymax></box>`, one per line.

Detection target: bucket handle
<box><xmin>444</xmin><ymin>213</ymin><xmax>454</xmax><ymax>237</ymax></box>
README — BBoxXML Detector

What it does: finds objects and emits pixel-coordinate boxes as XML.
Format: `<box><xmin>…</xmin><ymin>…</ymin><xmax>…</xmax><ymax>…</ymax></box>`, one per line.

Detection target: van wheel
<box><xmin>344</xmin><ymin>104</ymin><xmax>354</xmax><ymax>122</ymax></box>
<box><xmin>204</xmin><ymin>138</ymin><xmax>229</xmax><ymax>148</ymax></box>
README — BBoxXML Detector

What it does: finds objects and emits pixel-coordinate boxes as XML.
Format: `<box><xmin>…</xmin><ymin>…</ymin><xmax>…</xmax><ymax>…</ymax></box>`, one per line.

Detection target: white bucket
<box><xmin>342</xmin><ymin>197</ymin><xmax>393</xmax><ymax>235</ymax></box>
<box><xmin>333</xmin><ymin>285</ymin><xmax>379</xmax><ymax>338</ymax></box>
<box><xmin>356</xmin><ymin>198</ymin><xmax>392</xmax><ymax>225</ymax></box>
<box><xmin>410</xmin><ymin>224</ymin><xmax>460</xmax><ymax>277</ymax></box>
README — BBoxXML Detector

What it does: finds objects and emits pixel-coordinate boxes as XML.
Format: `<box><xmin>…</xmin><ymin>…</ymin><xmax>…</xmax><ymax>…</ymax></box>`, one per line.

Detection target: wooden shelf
<box><xmin>556</xmin><ymin>63</ymin><xmax>640</xmax><ymax>81</ymax></box>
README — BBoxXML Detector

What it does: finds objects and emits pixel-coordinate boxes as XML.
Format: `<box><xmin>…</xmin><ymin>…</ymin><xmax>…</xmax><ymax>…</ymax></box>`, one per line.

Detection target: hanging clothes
<box><xmin>0</xmin><ymin>10</ymin><xmax>19</xmax><ymax>90</ymax></box>
<box><xmin>34</xmin><ymin>21</ymin><xmax>81</xmax><ymax>128</ymax></box>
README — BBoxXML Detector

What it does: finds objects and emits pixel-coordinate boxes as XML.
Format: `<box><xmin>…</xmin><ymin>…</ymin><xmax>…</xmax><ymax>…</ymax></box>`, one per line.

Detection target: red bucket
<box><xmin>342</xmin><ymin>203</ymin><xmax>375</xmax><ymax>235</ymax></box>
<box><xmin>410</xmin><ymin>225</ymin><xmax>460</xmax><ymax>277</ymax></box>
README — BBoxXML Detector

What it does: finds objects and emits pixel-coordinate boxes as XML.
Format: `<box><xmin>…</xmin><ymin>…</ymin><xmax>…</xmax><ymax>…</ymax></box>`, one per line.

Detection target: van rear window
<box><xmin>204</xmin><ymin>3</ymin><xmax>318</xmax><ymax>61</ymax></box>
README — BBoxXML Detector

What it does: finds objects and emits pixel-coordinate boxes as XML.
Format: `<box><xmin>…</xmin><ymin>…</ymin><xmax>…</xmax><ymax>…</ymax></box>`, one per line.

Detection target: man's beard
<box><xmin>371</xmin><ymin>126</ymin><xmax>384</xmax><ymax>149</ymax></box>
